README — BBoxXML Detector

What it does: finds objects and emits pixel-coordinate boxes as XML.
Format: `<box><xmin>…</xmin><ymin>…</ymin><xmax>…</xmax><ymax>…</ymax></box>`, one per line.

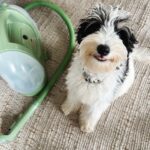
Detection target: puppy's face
<box><xmin>78</xmin><ymin>29</ymin><xmax>127</xmax><ymax>73</ymax></box>
<box><xmin>77</xmin><ymin>5</ymin><xmax>138</xmax><ymax>73</ymax></box>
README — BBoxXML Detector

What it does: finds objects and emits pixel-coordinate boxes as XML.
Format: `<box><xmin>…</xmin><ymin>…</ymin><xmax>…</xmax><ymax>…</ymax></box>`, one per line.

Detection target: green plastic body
<box><xmin>0</xmin><ymin>3</ymin><xmax>46</xmax><ymax>96</ymax></box>
<box><xmin>0</xmin><ymin>3</ymin><xmax>43</xmax><ymax>61</ymax></box>
<box><xmin>0</xmin><ymin>1</ymin><xmax>75</xmax><ymax>143</ymax></box>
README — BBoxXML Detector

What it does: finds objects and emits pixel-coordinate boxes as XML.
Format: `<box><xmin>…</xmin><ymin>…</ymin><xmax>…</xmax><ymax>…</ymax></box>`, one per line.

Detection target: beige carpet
<box><xmin>0</xmin><ymin>0</ymin><xmax>150</xmax><ymax>149</ymax></box>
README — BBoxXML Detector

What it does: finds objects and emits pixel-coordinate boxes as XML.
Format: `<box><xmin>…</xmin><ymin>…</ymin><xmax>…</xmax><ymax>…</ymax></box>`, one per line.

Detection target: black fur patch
<box><xmin>117</xmin><ymin>57</ymin><xmax>129</xmax><ymax>84</ymax></box>
<box><xmin>115</xmin><ymin>26</ymin><xmax>138</xmax><ymax>53</ymax></box>
<box><xmin>76</xmin><ymin>6</ymin><xmax>109</xmax><ymax>44</ymax></box>
<box><xmin>76</xmin><ymin>18</ymin><xmax>103</xmax><ymax>44</ymax></box>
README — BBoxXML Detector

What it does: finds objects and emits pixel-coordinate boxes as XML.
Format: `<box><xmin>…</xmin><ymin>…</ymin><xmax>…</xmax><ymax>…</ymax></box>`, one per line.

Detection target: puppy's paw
<box><xmin>80</xmin><ymin>121</ymin><xmax>95</xmax><ymax>133</ymax></box>
<box><xmin>61</xmin><ymin>99</ymin><xmax>81</xmax><ymax>116</ymax></box>
<box><xmin>61</xmin><ymin>102</ymin><xmax>71</xmax><ymax>116</ymax></box>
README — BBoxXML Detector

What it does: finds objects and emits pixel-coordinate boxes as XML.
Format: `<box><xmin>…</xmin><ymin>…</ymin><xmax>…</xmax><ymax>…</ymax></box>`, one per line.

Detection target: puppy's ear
<box><xmin>117</xmin><ymin>26</ymin><xmax>138</xmax><ymax>53</ymax></box>
<box><xmin>76</xmin><ymin>18</ymin><xmax>101</xmax><ymax>44</ymax></box>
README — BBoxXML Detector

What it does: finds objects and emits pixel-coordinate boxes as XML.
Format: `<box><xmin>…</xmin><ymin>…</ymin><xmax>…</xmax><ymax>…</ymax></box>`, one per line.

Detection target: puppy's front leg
<box><xmin>80</xmin><ymin>102</ymin><xmax>110</xmax><ymax>133</ymax></box>
<box><xmin>61</xmin><ymin>95</ymin><xmax>81</xmax><ymax>116</ymax></box>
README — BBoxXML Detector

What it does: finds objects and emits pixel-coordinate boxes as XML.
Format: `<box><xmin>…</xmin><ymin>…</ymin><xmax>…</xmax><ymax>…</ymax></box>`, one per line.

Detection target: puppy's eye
<box><xmin>118</xmin><ymin>27</ymin><xmax>130</xmax><ymax>40</ymax></box>
<box><xmin>116</xmin><ymin>26</ymin><xmax>138</xmax><ymax>53</ymax></box>
<box><xmin>118</xmin><ymin>27</ymin><xmax>138</xmax><ymax>44</ymax></box>
<box><xmin>117</xmin><ymin>26</ymin><xmax>138</xmax><ymax>53</ymax></box>
<box><xmin>77</xmin><ymin>18</ymin><xmax>101</xmax><ymax>44</ymax></box>
<box><xmin>83</xmin><ymin>20</ymin><xmax>100</xmax><ymax>33</ymax></box>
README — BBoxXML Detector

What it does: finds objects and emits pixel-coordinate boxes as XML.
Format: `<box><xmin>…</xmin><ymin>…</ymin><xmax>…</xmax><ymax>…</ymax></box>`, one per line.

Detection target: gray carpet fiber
<box><xmin>0</xmin><ymin>0</ymin><xmax>150</xmax><ymax>149</ymax></box>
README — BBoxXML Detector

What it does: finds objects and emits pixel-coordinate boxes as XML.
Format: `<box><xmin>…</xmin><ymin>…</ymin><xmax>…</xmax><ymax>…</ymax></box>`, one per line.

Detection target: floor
<box><xmin>0</xmin><ymin>0</ymin><xmax>150</xmax><ymax>149</ymax></box>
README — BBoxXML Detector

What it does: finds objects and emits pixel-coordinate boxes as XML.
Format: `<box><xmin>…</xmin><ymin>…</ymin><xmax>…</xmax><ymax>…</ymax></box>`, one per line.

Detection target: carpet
<box><xmin>0</xmin><ymin>0</ymin><xmax>150</xmax><ymax>149</ymax></box>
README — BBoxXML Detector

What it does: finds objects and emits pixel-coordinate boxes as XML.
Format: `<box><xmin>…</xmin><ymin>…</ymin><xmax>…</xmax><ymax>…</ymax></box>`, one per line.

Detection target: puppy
<box><xmin>61</xmin><ymin>4</ymin><xmax>150</xmax><ymax>133</ymax></box>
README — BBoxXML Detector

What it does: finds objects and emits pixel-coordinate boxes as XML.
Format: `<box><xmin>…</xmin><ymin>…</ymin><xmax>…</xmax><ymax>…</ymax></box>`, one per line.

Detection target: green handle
<box><xmin>0</xmin><ymin>1</ymin><xmax>75</xmax><ymax>143</ymax></box>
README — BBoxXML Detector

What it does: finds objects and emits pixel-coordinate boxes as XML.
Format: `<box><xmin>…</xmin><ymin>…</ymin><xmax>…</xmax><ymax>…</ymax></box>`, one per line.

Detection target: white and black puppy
<box><xmin>61</xmin><ymin>4</ymin><xmax>150</xmax><ymax>133</ymax></box>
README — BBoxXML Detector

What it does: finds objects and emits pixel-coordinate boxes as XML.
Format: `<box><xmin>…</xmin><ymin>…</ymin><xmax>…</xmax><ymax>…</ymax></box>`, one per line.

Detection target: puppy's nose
<box><xmin>97</xmin><ymin>44</ymin><xmax>110</xmax><ymax>56</ymax></box>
